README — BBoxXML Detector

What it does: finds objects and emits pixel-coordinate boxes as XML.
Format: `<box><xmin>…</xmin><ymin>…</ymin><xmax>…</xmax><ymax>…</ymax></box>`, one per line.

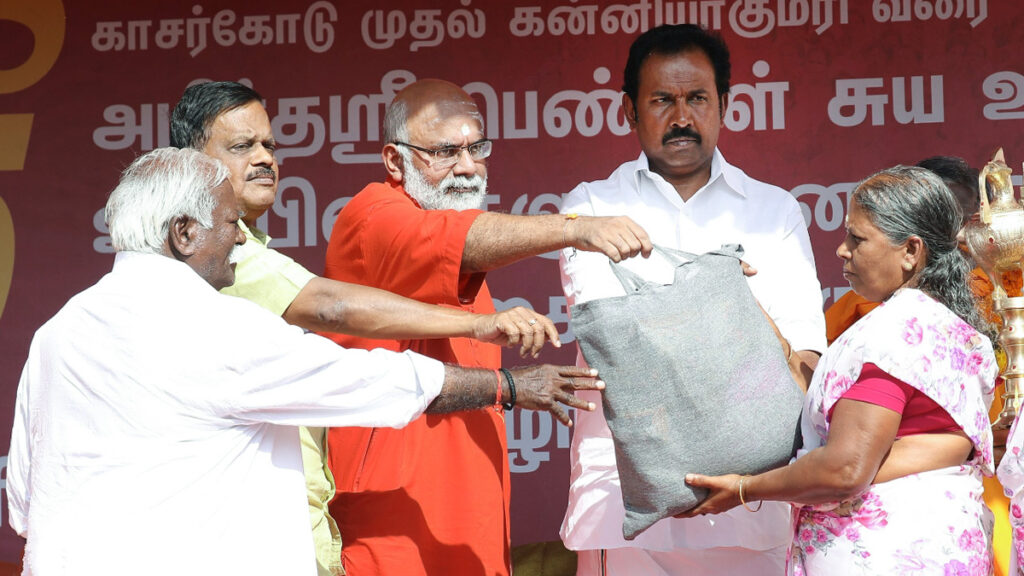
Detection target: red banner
<box><xmin>1</xmin><ymin>0</ymin><xmax>1022</xmax><ymax>563</ymax></box>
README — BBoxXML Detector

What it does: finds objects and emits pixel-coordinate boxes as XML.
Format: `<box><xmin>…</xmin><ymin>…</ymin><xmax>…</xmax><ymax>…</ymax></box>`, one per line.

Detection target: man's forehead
<box><xmin>410</xmin><ymin>107</ymin><xmax>483</xmax><ymax>142</ymax></box>
<box><xmin>638</xmin><ymin>50</ymin><xmax>716</xmax><ymax>89</ymax></box>
<box><xmin>211</xmin><ymin>102</ymin><xmax>273</xmax><ymax>137</ymax></box>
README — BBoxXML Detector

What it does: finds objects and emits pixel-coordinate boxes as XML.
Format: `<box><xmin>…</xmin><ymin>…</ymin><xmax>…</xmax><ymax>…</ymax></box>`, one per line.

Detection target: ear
<box><xmin>382</xmin><ymin>144</ymin><xmax>405</xmax><ymax>183</ymax></box>
<box><xmin>904</xmin><ymin>236</ymin><xmax>926</xmax><ymax>271</ymax></box>
<box><xmin>718</xmin><ymin>92</ymin><xmax>730</xmax><ymax>124</ymax></box>
<box><xmin>168</xmin><ymin>216</ymin><xmax>200</xmax><ymax>259</ymax></box>
<box><xmin>622</xmin><ymin>93</ymin><xmax>638</xmax><ymax>129</ymax></box>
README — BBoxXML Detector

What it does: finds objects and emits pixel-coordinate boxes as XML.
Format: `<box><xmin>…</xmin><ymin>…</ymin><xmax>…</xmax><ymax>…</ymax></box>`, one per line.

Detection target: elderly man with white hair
<box><xmin>6</xmin><ymin>147</ymin><xmax>602</xmax><ymax>576</ymax></box>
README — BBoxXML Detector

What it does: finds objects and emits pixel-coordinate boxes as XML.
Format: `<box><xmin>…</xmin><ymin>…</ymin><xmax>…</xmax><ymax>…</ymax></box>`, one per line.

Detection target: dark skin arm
<box><xmin>680</xmin><ymin>399</ymin><xmax>901</xmax><ymax>515</ymax></box>
<box><xmin>461</xmin><ymin>212</ymin><xmax>653</xmax><ymax>273</ymax></box>
<box><xmin>680</xmin><ymin>399</ymin><xmax>974</xmax><ymax>516</ymax></box>
<box><xmin>873</xmin><ymin>432</ymin><xmax>973</xmax><ymax>484</ymax></box>
<box><xmin>994</xmin><ymin>426</ymin><xmax>1009</xmax><ymax>468</ymax></box>
<box><xmin>282</xmin><ymin>277</ymin><xmax>560</xmax><ymax>358</ymax></box>
<box><xmin>791</xmin><ymin>351</ymin><xmax>819</xmax><ymax>391</ymax></box>
<box><xmin>763</xmin><ymin>311</ymin><xmax>818</xmax><ymax>392</ymax></box>
<box><xmin>310</xmin><ymin>210</ymin><xmax>649</xmax><ymax>350</ymax></box>
<box><xmin>426</xmin><ymin>364</ymin><xmax>604</xmax><ymax>426</ymax></box>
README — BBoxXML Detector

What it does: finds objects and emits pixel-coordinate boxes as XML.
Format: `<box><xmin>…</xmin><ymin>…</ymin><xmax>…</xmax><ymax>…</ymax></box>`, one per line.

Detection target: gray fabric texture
<box><xmin>569</xmin><ymin>244</ymin><xmax>803</xmax><ymax>540</ymax></box>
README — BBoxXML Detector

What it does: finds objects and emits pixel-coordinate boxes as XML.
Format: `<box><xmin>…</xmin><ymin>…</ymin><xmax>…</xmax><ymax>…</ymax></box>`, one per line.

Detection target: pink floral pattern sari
<box><xmin>791</xmin><ymin>289</ymin><xmax>997</xmax><ymax>575</ymax></box>
<box><xmin>997</xmin><ymin>393</ymin><xmax>1024</xmax><ymax>573</ymax></box>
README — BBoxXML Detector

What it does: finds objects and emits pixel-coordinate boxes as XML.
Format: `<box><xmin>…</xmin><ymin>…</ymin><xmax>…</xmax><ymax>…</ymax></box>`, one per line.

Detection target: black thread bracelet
<box><xmin>498</xmin><ymin>368</ymin><xmax>516</xmax><ymax>411</ymax></box>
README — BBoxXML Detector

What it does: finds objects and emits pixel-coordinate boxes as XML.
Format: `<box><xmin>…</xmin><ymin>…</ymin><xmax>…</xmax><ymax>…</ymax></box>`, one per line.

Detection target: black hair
<box><xmin>915</xmin><ymin>156</ymin><xmax>979</xmax><ymax>192</ymax></box>
<box><xmin>915</xmin><ymin>156</ymin><xmax>980</xmax><ymax>219</ymax></box>
<box><xmin>169</xmin><ymin>81</ymin><xmax>263</xmax><ymax>149</ymax></box>
<box><xmin>622</xmin><ymin>24</ymin><xmax>731</xmax><ymax>104</ymax></box>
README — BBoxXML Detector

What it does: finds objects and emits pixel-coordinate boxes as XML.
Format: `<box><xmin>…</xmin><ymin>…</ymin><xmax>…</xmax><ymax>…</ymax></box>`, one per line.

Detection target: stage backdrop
<box><xmin>1</xmin><ymin>0</ymin><xmax>1022</xmax><ymax>564</ymax></box>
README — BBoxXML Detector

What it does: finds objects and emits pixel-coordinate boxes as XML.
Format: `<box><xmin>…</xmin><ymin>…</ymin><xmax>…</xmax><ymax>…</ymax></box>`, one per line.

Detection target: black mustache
<box><xmin>662</xmin><ymin>127</ymin><xmax>701</xmax><ymax>145</ymax></box>
<box><xmin>247</xmin><ymin>167</ymin><xmax>277</xmax><ymax>181</ymax></box>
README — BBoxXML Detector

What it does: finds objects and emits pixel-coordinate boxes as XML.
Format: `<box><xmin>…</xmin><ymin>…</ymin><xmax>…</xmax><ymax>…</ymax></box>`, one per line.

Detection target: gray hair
<box><xmin>383</xmin><ymin>98</ymin><xmax>409</xmax><ymax>144</ymax></box>
<box><xmin>105</xmin><ymin>147</ymin><xmax>230</xmax><ymax>254</ymax></box>
<box><xmin>851</xmin><ymin>165</ymin><xmax>988</xmax><ymax>335</ymax></box>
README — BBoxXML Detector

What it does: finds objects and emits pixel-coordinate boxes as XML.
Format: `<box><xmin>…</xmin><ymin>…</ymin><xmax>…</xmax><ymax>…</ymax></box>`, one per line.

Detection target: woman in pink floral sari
<box><xmin>683</xmin><ymin>166</ymin><xmax>998</xmax><ymax>575</ymax></box>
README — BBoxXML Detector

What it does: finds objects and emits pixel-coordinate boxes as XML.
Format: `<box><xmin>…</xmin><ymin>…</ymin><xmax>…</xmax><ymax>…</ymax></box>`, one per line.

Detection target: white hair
<box><xmin>398</xmin><ymin>146</ymin><xmax>487</xmax><ymax>211</ymax></box>
<box><xmin>105</xmin><ymin>147</ymin><xmax>230</xmax><ymax>254</ymax></box>
<box><xmin>383</xmin><ymin>98</ymin><xmax>409</xmax><ymax>144</ymax></box>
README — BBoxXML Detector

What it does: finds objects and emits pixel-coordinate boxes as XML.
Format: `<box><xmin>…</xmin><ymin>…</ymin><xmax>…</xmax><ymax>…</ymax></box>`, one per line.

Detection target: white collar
<box><xmin>631</xmin><ymin>148</ymin><xmax>747</xmax><ymax>201</ymax></box>
<box><xmin>113</xmin><ymin>251</ymin><xmax>217</xmax><ymax>292</ymax></box>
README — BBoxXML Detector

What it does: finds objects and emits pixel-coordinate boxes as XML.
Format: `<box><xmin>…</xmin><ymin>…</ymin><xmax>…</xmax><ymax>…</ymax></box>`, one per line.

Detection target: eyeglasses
<box><xmin>393</xmin><ymin>139</ymin><xmax>492</xmax><ymax>169</ymax></box>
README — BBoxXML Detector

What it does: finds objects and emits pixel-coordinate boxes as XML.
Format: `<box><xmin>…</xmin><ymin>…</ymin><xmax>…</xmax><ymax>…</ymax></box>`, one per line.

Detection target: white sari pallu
<box><xmin>790</xmin><ymin>289</ymin><xmax>997</xmax><ymax>575</ymax></box>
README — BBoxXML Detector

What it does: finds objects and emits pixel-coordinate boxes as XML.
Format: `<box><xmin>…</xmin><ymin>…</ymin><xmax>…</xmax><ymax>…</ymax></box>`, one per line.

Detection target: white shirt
<box><xmin>7</xmin><ymin>252</ymin><xmax>445</xmax><ymax>576</ymax></box>
<box><xmin>559</xmin><ymin>150</ymin><xmax>826</xmax><ymax>552</ymax></box>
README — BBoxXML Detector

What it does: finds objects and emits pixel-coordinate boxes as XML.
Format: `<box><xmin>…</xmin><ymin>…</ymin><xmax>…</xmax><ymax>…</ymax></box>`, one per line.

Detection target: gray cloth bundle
<box><xmin>570</xmin><ymin>244</ymin><xmax>803</xmax><ymax>540</ymax></box>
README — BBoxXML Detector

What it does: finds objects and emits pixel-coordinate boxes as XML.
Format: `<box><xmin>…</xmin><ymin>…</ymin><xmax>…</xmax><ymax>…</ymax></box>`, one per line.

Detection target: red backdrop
<box><xmin>1</xmin><ymin>0</ymin><xmax>1022</xmax><ymax>564</ymax></box>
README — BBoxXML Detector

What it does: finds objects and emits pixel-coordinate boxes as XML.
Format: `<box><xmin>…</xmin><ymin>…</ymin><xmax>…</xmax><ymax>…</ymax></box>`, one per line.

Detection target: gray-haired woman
<box><xmin>684</xmin><ymin>166</ymin><xmax>997</xmax><ymax>575</ymax></box>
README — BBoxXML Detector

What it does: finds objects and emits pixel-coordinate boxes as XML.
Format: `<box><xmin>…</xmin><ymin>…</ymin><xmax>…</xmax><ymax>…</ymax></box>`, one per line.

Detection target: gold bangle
<box><xmin>738</xmin><ymin>476</ymin><xmax>762</xmax><ymax>512</ymax></box>
<box><xmin>784</xmin><ymin>340</ymin><xmax>794</xmax><ymax>363</ymax></box>
<box><xmin>562</xmin><ymin>213</ymin><xmax>579</xmax><ymax>249</ymax></box>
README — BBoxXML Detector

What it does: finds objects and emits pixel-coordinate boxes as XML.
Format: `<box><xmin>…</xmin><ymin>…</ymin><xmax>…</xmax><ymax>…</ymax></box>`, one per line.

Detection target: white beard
<box><xmin>401</xmin><ymin>150</ymin><xmax>487</xmax><ymax>211</ymax></box>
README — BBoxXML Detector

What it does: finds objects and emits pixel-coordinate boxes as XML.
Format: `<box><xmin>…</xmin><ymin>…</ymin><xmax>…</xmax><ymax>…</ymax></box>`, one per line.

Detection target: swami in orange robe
<box><xmin>320</xmin><ymin>180</ymin><xmax>511</xmax><ymax>576</ymax></box>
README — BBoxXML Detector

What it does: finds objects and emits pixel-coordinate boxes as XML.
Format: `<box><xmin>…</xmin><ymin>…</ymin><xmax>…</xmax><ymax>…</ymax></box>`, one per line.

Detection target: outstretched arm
<box><xmin>427</xmin><ymin>364</ymin><xmax>604</xmax><ymax>426</ymax></box>
<box><xmin>284</xmin><ymin>277</ymin><xmax>560</xmax><ymax>357</ymax></box>
<box><xmin>678</xmin><ymin>398</ymin><xmax>900</xmax><ymax>516</ymax></box>
<box><xmin>462</xmin><ymin>212</ymin><xmax>653</xmax><ymax>274</ymax></box>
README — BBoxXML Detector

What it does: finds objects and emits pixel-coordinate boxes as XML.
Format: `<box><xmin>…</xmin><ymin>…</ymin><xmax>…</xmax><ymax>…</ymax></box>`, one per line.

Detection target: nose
<box><xmin>451</xmin><ymin>147</ymin><xmax>478</xmax><ymax>176</ymax></box>
<box><xmin>836</xmin><ymin>238</ymin><xmax>851</xmax><ymax>260</ymax></box>
<box><xmin>671</xmin><ymin>101</ymin><xmax>692</xmax><ymax>128</ymax></box>
<box><xmin>252</xmin><ymin>143</ymin><xmax>275</xmax><ymax>167</ymax></box>
<box><xmin>235</xmin><ymin>223</ymin><xmax>247</xmax><ymax>246</ymax></box>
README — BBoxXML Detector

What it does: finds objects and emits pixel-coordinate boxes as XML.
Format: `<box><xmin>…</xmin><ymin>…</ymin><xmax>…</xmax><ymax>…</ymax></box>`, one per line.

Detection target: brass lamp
<box><xmin>964</xmin><ymin>149</ymin><xmax>1024</xmax><ymax>429</ymax></box>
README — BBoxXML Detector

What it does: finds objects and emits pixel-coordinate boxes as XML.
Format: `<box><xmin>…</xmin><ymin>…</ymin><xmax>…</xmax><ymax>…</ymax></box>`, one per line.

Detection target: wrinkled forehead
<box><xmin>407</xmin><ymin>100</ymin><xmax>484</xmax><ymax>141</ymax></box>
